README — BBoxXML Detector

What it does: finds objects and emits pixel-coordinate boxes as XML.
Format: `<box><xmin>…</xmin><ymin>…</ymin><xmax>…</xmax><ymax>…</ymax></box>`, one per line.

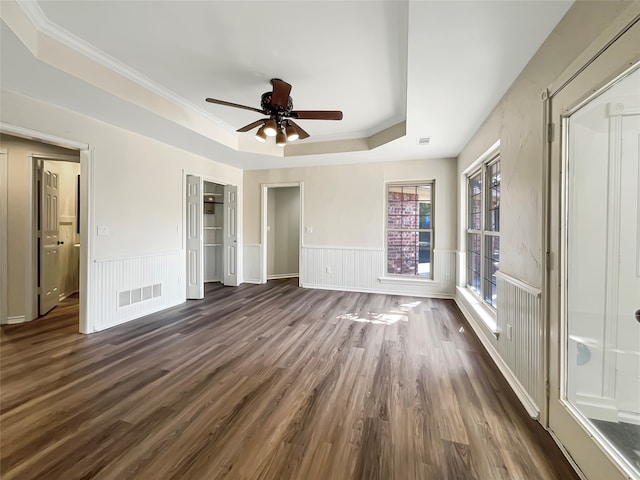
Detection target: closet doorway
<box><xmin>185</xmin><ymin>175</ymin><xmax>238</xmax><ymax>300</ymax></box>
<box><xmin>203</xmin><ymin>181</ymin><xmax>225</xmax><ymax>285</ymax></box>
<box><xmin>261</xmin><ymin>183</ymin><xmax>303</xmax><ymax>284</ymax></box>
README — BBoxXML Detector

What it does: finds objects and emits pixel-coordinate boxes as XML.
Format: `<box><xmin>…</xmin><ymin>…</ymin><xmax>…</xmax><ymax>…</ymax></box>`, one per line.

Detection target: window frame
<box><xmin>466</xmin><ymin>154</ymin><xmax>500</xmax><ymax>310</ymax></box>
<box><xmin>385</xmin><ymin>181</ymin><xmax>435</xmax><ymax>280</ymax></box>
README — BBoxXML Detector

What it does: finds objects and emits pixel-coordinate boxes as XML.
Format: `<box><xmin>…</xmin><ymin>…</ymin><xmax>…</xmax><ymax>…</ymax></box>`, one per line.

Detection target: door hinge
<box><xmin>546</xmin><ymin>380</ymin><xmax>550</xmax><ymax>400</ymax></box>
<box><xmin>546</xmin><ymin>251</ymin><xmax>551</xmax><ymax>270</ymax></box>
<box><xmin>547</xmin><ymin>123</ymin><xmax>555</xmax><ymax>143</ymax></box>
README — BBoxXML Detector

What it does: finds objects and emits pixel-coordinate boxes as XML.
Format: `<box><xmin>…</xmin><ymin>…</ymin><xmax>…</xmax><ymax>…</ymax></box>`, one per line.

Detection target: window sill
<box><xmin>456</xmin><ymin>286</ymin><xmax>499</xmax><ymax>338</ymax></box>
<box><xmin>378</xmin><ymin>276</ymin><xmax>439</xmax><ymax>286</ymax></box>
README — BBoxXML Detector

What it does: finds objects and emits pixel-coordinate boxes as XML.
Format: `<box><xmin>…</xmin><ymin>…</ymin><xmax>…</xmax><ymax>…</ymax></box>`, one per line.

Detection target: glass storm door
<box><xmin>547</xmin><ymin>18</ymin><xmax>640</xmax><ymax>480</ymax></box>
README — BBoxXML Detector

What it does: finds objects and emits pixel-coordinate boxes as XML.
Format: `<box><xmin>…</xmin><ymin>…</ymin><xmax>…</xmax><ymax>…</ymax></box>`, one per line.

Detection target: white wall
<box><xmin>1</xmin><ymin>89</ymin><xmax>243</xmax><ymax>330</ymax></box>
<box><xmin>0</xmin><ymin>134</ymin><xmax>80</xmax><ymax>320</ymax></box>
<box><xmin>244</xmin><ymin>158</ymin><xmax>457</xmax><ymax>296</ymax></box>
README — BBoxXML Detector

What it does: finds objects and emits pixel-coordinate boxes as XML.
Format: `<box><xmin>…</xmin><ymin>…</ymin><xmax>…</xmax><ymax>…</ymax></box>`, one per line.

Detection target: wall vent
<box><xmin>417</xmin><ymin>137</ymin><xmax>431</xmax><ymax>146</ymax></box>
<box><xmin>118</xmin><ymin>283</ymin><xmax>162</xmax><ymax>308</ymax></box>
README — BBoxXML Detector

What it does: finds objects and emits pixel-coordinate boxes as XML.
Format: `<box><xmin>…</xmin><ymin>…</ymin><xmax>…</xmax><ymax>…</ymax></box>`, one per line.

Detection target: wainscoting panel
<box><xmin>301</xmin><ymin>246</ymin><xmax>456</xmax><ymax>297</ymax></box>
<box><xmin>496</xmin><ymin>271</ymin><xmax>543</xmax><ymax>413</ymax></box>
<box><xmin>90</xmin><ymin>252</ymin><xmax>183</xmax><ymax>331</ymax></box>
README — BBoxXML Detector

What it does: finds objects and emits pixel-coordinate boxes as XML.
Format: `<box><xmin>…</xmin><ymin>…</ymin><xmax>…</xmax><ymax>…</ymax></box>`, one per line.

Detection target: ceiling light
<box><xmin>264</xmin><ymin>118</ymin><xmax>278</xmax><ymax>137</ymax></box>
<box><xmin>275</xmin><ymin>129</ymin><xmax>287</xmax><ymax>147</ymax></box>
<box><xmin>285</xmin><ymin>123</ymin><xmax>299</xmax><ymax>141</ymax></box>
<box><xmin>255</xmin><ymin>125</ymin><xmax>267</xmax><ymax>142</ymax></box>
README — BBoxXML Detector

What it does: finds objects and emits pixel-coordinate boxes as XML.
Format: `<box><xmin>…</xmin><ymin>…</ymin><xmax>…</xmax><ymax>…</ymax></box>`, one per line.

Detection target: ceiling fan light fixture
<box><xmin>285</xmin><ymin>123</ymin><xmax>299</xmax><ymax>142</ymax></box>
<box><xmin>275</xmin><ymin>129</ymin><xmax>287</xmax><ymax>147</ymax></box>
<box><xmin>205</xmin><ymin>79</ymin><xmax>343</xmax><ymax>144</ymax></box>
<box><xmin>264</xmin><ymin>118</ymin><xmax>278</xmax><ymax>137</ymax></box>
<box><xmin>255</xmin><ymin>125</ymin><xmax>267</xmax><ymax>142</ymax></box>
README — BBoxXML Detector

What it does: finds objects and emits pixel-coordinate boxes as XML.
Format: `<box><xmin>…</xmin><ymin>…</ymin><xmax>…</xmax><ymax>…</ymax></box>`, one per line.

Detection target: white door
<box><xmin>39</xmin><ymin>162</ymin><xmax>60</xmax><ymax>315</ymax></box>
<box><xmin>547</xmin><ymin>22</ymin><xmax>640</xmax><ymax>480</ymax></box>
<box><xmin>186</xmin><ymin>175</ymin><xmax>204</xmax><ymax>299</ymax></box>
<box><xmin>223</xmin><ymin>184</ymin><xmax>238</xmax><ymax>286</ymax></box>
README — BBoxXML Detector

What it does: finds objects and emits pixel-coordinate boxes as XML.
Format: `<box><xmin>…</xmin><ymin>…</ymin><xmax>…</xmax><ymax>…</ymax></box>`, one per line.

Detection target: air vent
<box><xmin>118</xmin><ymin>283</ymin><xmax>162</xmax><ymax>308</ymax></box>
<box><xmin>417</xmin><ymin>137</ymin><xmax>431</xmax><ymax>146</ymax></box>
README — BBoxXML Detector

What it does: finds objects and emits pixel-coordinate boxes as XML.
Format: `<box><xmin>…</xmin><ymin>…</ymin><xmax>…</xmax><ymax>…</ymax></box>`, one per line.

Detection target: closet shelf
<box><xmin>204</xmin><ymin>243</ymin><xmax>223</xmax><ymax>247</ymax></box>
<box><xmin>204</xmin><ymin>226</ymin><xmax>223</xmax><ymax>230</ymax></box>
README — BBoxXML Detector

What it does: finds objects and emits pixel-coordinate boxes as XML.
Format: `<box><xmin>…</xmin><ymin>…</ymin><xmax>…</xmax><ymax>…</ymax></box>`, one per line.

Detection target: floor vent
<box><xmin>118</xmin><ymin>283</ymin><xmax>161</xmax><ymax>308</ymax></box>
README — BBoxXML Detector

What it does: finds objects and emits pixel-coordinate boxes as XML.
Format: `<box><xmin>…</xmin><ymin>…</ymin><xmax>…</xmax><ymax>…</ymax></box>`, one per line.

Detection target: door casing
<box><xmin>0</xmin><ymin>149</ymin><xmax>7</xmax><ymax>324</ymax></box>
<box><xmin>260</xmin><ymin>182</ymin><xmax>304</xmax><ymax>285</ymax></box>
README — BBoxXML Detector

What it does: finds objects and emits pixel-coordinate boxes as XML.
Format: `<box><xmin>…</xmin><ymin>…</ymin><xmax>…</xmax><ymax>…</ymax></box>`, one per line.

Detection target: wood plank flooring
<box><xmin>1</xmin><ymin>279</ymin><xmax>579</xmax><ymax>479</ymax></box>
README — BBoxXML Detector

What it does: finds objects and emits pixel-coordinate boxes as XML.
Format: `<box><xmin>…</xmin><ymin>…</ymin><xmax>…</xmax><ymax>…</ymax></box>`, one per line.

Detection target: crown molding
<box><xmin>5</xmin><ymin>0</ymin><xmax>407</xmax><ymax>157</ymax></box>
<box><xmin>14</xmin><ymin>0</ymin><xmax>232</xmax><ymax>131</ymax></box>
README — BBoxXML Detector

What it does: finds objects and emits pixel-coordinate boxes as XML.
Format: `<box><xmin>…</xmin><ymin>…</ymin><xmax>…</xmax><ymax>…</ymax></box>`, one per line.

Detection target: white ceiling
<box><xmin>0</xmin><ymin>0</ymin><xmax>573</xmax><ymax>170</ymax></box>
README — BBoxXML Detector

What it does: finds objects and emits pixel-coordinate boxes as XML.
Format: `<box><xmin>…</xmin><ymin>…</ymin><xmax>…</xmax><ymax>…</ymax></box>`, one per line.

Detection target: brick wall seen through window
<box><xmin>387</xmin><ymin>183</ymin><xmax>433</xmax><ymax>278</ymax></box>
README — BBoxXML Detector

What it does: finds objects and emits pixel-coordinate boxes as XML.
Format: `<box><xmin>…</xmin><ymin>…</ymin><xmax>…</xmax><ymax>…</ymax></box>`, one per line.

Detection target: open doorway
<box><xmin>0</xmin><ymin>132</ymin><xmax>89</xmax><ymax>332</ymax></box>
<box><xmin>185</xmin><ymin>174</ymin><xmax>239</xmax><ymax>300</ymax></box>
<box><xmin>37</xmin><ymin>157</ymin><xmax>81</xmax><ymax>318</ymax></box>
<box><xmin>261</xmin><ymin>183</ymin><xmax>303</xmax><ymax>284</ymax></box>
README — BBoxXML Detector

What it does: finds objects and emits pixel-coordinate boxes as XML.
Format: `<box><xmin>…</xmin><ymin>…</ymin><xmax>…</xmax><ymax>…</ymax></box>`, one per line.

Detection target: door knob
<box><xmin>57</xmin><ymin>241</ymin><xmax>64</xmax><ymax>245</ymax></box>
<box><xmin>636</xmin><ymin>309</ymin><xmax>640</xmax><ymax>324</ymax></box>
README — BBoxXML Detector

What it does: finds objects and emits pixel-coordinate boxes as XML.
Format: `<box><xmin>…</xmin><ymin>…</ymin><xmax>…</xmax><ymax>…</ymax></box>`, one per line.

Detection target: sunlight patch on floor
<box><xmin>336</xmin><ymin>301</ymin><xmax>422</xmax><ymax>325</ymax></box>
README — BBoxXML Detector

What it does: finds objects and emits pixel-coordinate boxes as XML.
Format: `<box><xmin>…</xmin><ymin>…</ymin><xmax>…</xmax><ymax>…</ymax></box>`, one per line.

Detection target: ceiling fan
<box><xmin>205</xmin><ymin>78</ymin><xmax>343</xmax><ymax>146</ymax></box>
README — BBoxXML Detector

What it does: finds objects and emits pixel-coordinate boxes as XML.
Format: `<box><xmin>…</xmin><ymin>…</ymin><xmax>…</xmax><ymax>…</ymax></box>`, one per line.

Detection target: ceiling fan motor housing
<box><xmin>261</xmin><ymin>91</ymin><xmax>293</xmax><ymax>115</ymax></box>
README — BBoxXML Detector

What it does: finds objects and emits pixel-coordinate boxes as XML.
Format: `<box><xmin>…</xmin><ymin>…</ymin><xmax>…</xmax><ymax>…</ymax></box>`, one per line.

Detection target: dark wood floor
<box><xmin>1</xmin><ymin>279</ymin><xmax>579</xmax><ymax>480</ymax></box>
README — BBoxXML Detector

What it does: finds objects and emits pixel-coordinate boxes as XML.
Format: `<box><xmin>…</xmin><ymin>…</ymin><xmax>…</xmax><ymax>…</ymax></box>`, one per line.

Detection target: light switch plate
<box><xmin>97</xmin><ymin>225</ymin><xmax>109</xmax><ymax>236</ymax></box>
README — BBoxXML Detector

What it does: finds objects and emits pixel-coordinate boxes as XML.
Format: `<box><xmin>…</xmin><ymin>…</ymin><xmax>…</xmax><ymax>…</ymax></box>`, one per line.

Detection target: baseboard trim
<box><xmin>59</xmin><ymin>290</ymin><xmax>79</xmax><ymax>302</ymax></box>
<box><xmin>6</xmin><ymin>315</ymin><xmax>27</xmax><ymax>324</ymax></box>
<box><xmin>574</xmin><ymin>394</ymin><xmax>618</xmax><ymax>423</ymax></box>
<box><xmin>94</xmin><ymin>299</ymin><xmax>184</xmax><ymax>333</ymax></box>
<box><xmin>301</xmin><ymin>283</ymin><xmax>455</xmax><ymax>299</ymax></box>
<box><xmin>267</xmin><ymin>274</ymin><xmax>299</xmax><ymax>280</ymax></box>
<box><xmin>618</xmin><ymin>411</ymin><xmax>640</xmax><ymax>425</ymax></box>
<box><xmin>455</xmin><ymin>295</ymin><xmax>540</xmax><ymax>419</ymax></box>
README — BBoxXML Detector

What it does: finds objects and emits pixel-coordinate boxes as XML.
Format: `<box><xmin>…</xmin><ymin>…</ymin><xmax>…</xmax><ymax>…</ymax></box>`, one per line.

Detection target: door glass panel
<box><xmin>565</xmin><ymin>67</ymin><xmax>640</xmax><ymax>477</ymax></box>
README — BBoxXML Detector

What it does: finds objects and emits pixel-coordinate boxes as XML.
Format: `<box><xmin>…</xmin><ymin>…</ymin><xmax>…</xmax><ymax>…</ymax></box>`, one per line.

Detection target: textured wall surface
<box><xmin>457</xmin><ymin>1</ymin><xmax>633</xmax><ymax>288</ymax></box>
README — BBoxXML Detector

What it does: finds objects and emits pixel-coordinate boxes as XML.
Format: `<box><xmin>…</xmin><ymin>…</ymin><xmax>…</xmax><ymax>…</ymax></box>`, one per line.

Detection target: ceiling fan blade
<box><xmin>290</xmin><ymin>110</ymin><xmax>343</xmax><ymax>120</ymax></box>
<box><xmin>288</xmin><ymin>120</ymin><xmax>310</xmax><ymax>139</ymax></box>
<box><xmin>205</xmin><ymin>97</ymin><xmax>264</xmax><ymax>114</ymax></box>
<box><xmin>236</xmin><ymin>119</ymin><xmax>269</xmax><ymax>133</ymax></box>
<box><xmin>270</xmin><ymin>79</ymin><xmax>292</xmax><ymax>109</ymax></box>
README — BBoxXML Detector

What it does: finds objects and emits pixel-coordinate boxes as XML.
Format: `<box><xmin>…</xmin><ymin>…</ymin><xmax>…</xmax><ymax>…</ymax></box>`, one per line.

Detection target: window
<box><xmin>386</xmin><ymin>182</ymin><xmax>433</xmax><ymax>278</ymax></box>
<box><xmin>466</xmin><ymin>156</ymin><xmax>500</xmax><ymax>308</ymax></box>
